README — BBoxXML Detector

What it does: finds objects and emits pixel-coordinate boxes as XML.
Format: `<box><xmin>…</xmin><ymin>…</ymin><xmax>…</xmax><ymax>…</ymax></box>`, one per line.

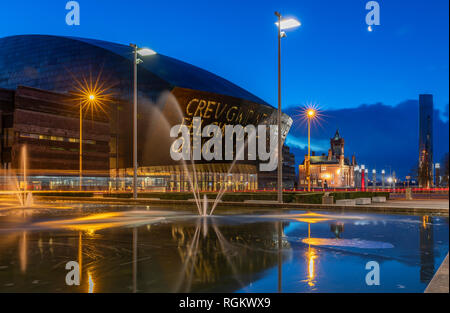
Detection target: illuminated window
<box><xmin>19</xmin><ymin>132</ymin><xmax>94</xmax><ymax>144</ymax></box>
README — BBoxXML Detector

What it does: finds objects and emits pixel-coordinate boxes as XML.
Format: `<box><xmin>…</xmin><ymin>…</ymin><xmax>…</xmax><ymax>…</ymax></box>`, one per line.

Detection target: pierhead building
<box><xmin>298</xmin><ymin>130</ymin><xmax>356</xmax><ymax>189</ymax></box>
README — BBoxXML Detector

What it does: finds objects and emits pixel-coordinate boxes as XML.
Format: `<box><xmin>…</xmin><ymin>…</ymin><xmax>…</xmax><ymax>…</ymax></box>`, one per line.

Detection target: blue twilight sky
<box><xmin>1</xmin><ymin>0</ymin><xmax>448</xmax><ymax>114</ymax></box>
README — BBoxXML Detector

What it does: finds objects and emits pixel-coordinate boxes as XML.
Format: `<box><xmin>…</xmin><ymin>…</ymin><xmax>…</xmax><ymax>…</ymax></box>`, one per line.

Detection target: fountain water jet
<box><xmin>159</xmin><ymin>93</ymin><xmax>272</xmax><ymax>216</ymax></box>
<box><xmin>172</xmin><ymin>218</ymin><xmax>247</xmax><ymax>292</ymax></box>
<box><xmin>2</xmin><ymin>145</ymin><xmax>34</xmax><ymax>207</ymax></box>
<box><xmin>141</xmin><ymin>93</ymin><xmax>203</xmax><ymax>215</ymax></box>
<box><xmin>202</xmin><ymin>194</ymin><xmax>208</xmax><ymax>217</ymax></box>
<box><xmin>20</xmin><ymin>145</ymin><xmax>33</xmax><ymax>207</ymax></box>
<box><xmin>208</xmin><ymin>127</ymin><xmax>260</xmax><ymax>216</ymax></box>
<box><xmin>141</xmin><ymin>91</ymin><xmax>274</xmax><ymax>216</ymax></box>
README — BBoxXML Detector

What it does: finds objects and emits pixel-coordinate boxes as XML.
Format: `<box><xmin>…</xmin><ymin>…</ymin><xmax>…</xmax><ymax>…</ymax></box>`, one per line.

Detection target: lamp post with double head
<box><xmin>372</xmin><ymin>169</ymin><xmax>376</xmax><ymax>190</ymax></box>
<box><xmin>274</xmin><ymin>12</ymin><xmax>300</xmax><ymax>203</ymax></box>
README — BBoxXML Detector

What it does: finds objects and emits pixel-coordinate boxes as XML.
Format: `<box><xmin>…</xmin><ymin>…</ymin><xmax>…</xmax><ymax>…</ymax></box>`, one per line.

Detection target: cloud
<box><xmin>285</xmin><ymin>135</ymin><xmax>329</xmax><ymax>152</ymax></box>
<box><xmin>285</xmin><ymin>100</ymin><xmax>449</xmax><ymax>178</ymax></box>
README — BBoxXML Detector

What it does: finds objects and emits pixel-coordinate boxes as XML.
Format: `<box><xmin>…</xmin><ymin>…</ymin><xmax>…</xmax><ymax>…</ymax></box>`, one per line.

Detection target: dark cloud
<box><xmin>285</xmin><ymin>101</ymin><xmax>449</xmax><ymax>178</ymax></box>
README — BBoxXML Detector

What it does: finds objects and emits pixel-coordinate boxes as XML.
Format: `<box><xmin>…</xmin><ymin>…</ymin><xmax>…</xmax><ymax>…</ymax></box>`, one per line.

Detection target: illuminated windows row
<box><xmin>20</xmin><ymin>132</ymin><xmax>96</xmax><ymax>145</ymax></box>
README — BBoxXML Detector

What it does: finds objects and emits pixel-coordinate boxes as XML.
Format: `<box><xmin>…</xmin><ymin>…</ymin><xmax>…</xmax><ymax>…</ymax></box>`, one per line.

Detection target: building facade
<box><xmin>257</xmin><ymin>145</ymin><xmax>296</xmax><ymax>190</ymax></box>
<box><xmin>0</xmin><ymin>86</ymin><xmax>111</xmax><ymax>189</ymax></box>
<box><xmin>298</xmin><ymin>130</ymin><xmax>356</xmax><ymax>189</ymax></box>
<box><xmin>0</xmin><ymin>35</ymin><xmax>293</xmax><ymax>191</ymax></box>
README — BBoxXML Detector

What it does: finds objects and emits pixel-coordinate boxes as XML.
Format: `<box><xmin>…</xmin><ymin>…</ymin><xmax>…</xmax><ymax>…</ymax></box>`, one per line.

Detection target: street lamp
<box><xmin>274</xmin><ymin>12</ymin><xmax>301</xmax><ymax>203</ymax></box>
<box><xmin>71</xmin><ymin>70</ymin><xmax>113</xmax><ymax>191</ymax></box>
<box><xmin>435</xmin><ymin>163</ymin><xmax>441</xmax><ymax>187</ymax></box>
<box><xmin>305</xmin><ymin>108</ymin><xmax>317</xmax><ymax>192</ymax></box>
<box><xmin>79</xmin><ymin>94</ymin><xmax>96</xmax><ymax>191</ymax></box>
<box><xmin>387</xmin><ymin>176</ymin><xmax>393</xmax><ymax>190</ymax></box>
<box><xmin>361</xmin><ymin>165</ymin><xmax>366</xmax><ymax>191</ymax></box>
<box><xmin>372</xmin><ymin>169</ymin><xmax>376</xmax><ymax>190</ymax></box>
<box><xmin>130</xmin><ymin>44</ymin><xmax>157</xmax><ymax>199</ymax></box>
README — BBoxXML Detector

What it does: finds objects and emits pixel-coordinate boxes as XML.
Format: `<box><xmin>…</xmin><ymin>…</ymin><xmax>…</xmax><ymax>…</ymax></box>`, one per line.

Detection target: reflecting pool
<box><xmin>0</xmin><ymin>203</ymin><xmax>448</xmax><ymax>292</ymax></box>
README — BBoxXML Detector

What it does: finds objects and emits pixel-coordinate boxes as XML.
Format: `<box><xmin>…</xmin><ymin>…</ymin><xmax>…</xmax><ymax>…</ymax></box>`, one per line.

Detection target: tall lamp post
<box><xmin>79</xmin><ymin>100</ymin><xmax>83</xmax><ymax>191</ymax></box>
<box><xmin>354</xmin><ymin>165</ymin><xmax>360</xmax><ymax>188</ymax></box>
<box><xmin>130</xmin><ymin>44</ymin><xmax>156</xmax><ymax>199</ymax></box>
<box><xmin>79</xmin><ymin>94</ymin><xmax>95</xmax><ymax>191</ymax></box>
<box><xmin>435</xmin><ymin>163</ymin><xmax>441</xmax><ymax>187</ymax></box>
<box><xmin>305</xmin><ymin>108</ymin><xmax>317</xmax><ymax>192</ymax></box>
<box><xmin>274</xmin><ymin>12</ymin><xmax>300</xmax><ymax>203</ymax></box>
<box><xmin>372</xmin><ymin>169</ymin><xmax>376</xmax><ymax>190</ymax></box>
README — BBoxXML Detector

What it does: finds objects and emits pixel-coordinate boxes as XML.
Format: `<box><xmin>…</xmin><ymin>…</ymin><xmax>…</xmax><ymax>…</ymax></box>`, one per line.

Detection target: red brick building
<box><xmin>298</xmin><ymin>130</ymin><xmax>356</xmax><ymax>189</ymax></box>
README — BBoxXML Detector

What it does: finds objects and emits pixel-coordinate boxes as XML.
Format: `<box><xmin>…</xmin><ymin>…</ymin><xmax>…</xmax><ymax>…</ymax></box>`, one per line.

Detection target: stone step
<box><xmin>322</xmin><ymin>196</ymin><xmax>334</xmax><ymax>204</ymax></box>
<box><xmin>188</xmin><ymin>198</ymin><xmax>221</xmax><ymax>202</ymax></box>
<box><xmin>355</xmin><ymin>198</ymin><xmax>372</xmax><ymax>205</ymax></box>
<box><xmin>372</xmin><ymin>196</ymin><xmax>386</xmax><ymax>203</ymax></box>
<box><xmin>244</xmin><ymin>200</ymin><xmax>279</xmax><ymax>204</ymax></box>
<box><xmin>335</xmin><ymin>199</ymin><xmax>356</xmax><ymax>206</ymax></box>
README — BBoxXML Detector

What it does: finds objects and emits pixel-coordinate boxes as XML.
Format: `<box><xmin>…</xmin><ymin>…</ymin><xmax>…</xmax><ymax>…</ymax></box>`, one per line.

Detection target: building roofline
<box><xmin>0</xmin><ymin>34</ymin><xmax>271</xmax><ymax>108</ymax></box>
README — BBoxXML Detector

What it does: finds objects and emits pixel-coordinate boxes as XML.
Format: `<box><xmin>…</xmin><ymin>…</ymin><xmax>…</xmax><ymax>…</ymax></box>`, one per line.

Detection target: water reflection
<box><xmin>19</xmin><ymin>231</ymin><xmax>27</xmax><ymax>273</ymax></box>
<box><xmin>305</xmin><ymin>223</ymin><xmax>317</xmax><ymax>287</ymax></box>
<box><xmin>133</xmin><ymin>227</ymin><xmax>137</xmax><ymax>293</ymax></box>
<box><xmin>277</xmin><ymin>221</ymin><xmax>282</xmax><ymax>293</ymax></box>
<box><xmin>306</xmin><ymin>248</ymin><xmax>317</xmax><ymax>287</ymax></box>
<box><xmin>87</xmin><ymin>271</ymin><xmax>94</xmax><ymax>293</ymax></box>
<box><xmin>172</xmin><ymin>217</ymin><xmax>286</xmax><ymax>292</ymax></box>
<box><xmin>0</xmin><ymin>208</ymin><xmax>448</xmax><ymax>292</ymax></box>
<box><xmin>330</xmin><ymin>222</ymin><xmax>344</xmax><ymax>239</ymax></box>
<box><xmin>420</xmin><ymin>216</ymin><xmax>434</xmax><ymax>282</ymax></box>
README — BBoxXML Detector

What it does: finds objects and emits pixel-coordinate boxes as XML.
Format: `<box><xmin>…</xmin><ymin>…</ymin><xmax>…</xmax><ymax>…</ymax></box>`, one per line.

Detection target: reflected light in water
<box><xmin>307</xmin><ymin>249</ymin><xmax>317</xmax><ymax>287</ymax></box>
<box><xmin>302</xmin><ymin>238</ymin><xmax>394</xmax><ymax>249</ymax></box>
<box><xmin>88</xmin><ymin>272</ymin><xmax>95</xmax><ymax>293</ymax></box>
<box><xmin>172</xmin><ymin>219</ymin><xmax>248</xmax><ymax>292</ymax></box>
<box><xmin>294</xmin><ymin>217</ymin><xmax>331</xmax><ymax>224</ymax></box>
<box><xmin>305</xmin><ymin>223</ymin><xmax>317</xmax><ymax>287</ymax></box>
<box><xmin>19</xmin><ymin>231</ymin><xmax>27</xmax><ymax>273</ymax></box>
<box><xmin>262</xmin><ymin>212</ymin><xmax>365</xmax><ymax>224</ymax></box>
<box><xmin>33</xmin><ymin>212</ymin><xmax>165</xmax><ymax>233</ymax></box>
<box><xmin>78</xmin><ymin>232</ymin><xmax>83</xmax><ymax>281</ymax></box>
<box><xmin>423</xmin><ymin>216</ymin><xmax>430</xmax><ymax>229</ymax></box>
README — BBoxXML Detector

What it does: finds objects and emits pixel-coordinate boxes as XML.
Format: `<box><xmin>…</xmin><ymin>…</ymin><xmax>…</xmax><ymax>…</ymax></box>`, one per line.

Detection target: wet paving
<box><xmin>0</xmin><ymin>201</ymin><xmax>448</xmax><ymax>292</ymax></box>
